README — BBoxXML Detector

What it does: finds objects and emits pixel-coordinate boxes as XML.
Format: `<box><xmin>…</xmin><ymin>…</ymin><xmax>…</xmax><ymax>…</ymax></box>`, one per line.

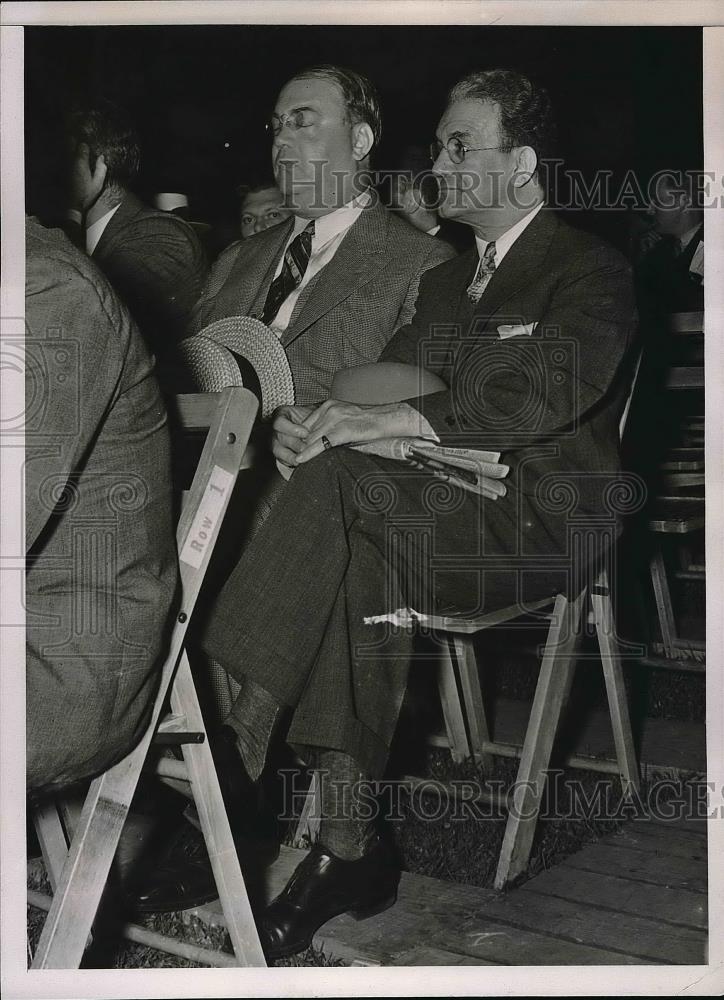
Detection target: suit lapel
<box><xmin>240</xmin><ymin>217</ymin><xmax>294</xmax><ymax>317</ymax></box>
<box><xmin>469</xmin><ymin>208</ymin><xmax>559</xmax><ymax>324</ymax></box>
<box><xmin>280</xmin><ymin>202</ymin><xmax>390</xmax><ymax>348</ymax></box>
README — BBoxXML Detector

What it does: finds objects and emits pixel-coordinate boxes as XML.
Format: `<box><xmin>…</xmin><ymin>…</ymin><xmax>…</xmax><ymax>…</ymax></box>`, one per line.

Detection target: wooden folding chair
<box><xmin>294</xmin><ymin>568</ymin><xmax>640</xmax><ymax>890</ymax></box>
<box><xmin>30</xmin><ymin>387</ymin><xmax>267</xmax><ymax>968</ymax></box>
<box><xmin>647</xmin><ymin>497</ymin><xmax>705</xmax><ymax>660</ymax></box>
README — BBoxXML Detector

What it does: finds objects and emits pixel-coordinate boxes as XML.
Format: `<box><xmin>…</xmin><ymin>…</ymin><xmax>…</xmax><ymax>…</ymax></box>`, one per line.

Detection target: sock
<box><xmin>317</xmin><ymin>750</ymin><xmax>378</xmax><ymax>861</ymax></box>
<box><xmin>225</xmin><ymin>677</ymin><xmax>284</xmax><ymax>781</ymax></box>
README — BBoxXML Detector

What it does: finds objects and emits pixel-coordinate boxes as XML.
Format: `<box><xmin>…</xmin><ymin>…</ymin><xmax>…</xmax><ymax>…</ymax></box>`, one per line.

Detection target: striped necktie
<box><xmin>467</xmin><ymin>241</ymin><xmax>497</xmax><ymax>304</ymax></box>
<box><xmin>261</xmin><ymin>220</ymin><xmax>315</xmax><ymax>325</ymax></box>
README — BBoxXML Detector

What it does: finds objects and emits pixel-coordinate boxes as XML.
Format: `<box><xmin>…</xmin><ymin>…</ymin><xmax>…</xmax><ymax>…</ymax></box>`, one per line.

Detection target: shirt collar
<box><xmin>291</xmin><ymin>189</ymin><xmax>373</xmax><ymax>249</ymax></box>
<box><xmin>679</xmin><ymin>222</ymin><xmax>702</xmax><ymax>249</ymax></box>
<box><xmin>475</xmin><ymin>201</ymin><xmax>545</xmax><ymax>265</ymax></box>
<box><xmin>86</xmin><ymin>202</ymin><xmax>122</xmax><ymax>255</ymax></box>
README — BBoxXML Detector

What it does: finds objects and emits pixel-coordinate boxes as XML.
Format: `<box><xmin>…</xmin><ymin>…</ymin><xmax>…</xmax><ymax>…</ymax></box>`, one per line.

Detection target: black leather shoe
<box><xmin>127</xmin><ymin>727</ymin><xmax>280</xmax><ymax>914</ymax></box>
<box><xmin>260</xmin><ymin>839</ymin><xmax>400</xmax><ymax>960</ymax></box>
<box><xmin>129</xmin><ymin>820</ymin><xmax>222</xmax><ymax>914</ymax></box>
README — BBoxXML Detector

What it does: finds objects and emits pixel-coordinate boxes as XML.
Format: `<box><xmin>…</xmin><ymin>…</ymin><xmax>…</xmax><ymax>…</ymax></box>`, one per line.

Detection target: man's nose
<box><xmin>272</xmin><ymin>120</ymin><xmax>297</xmax><ymax>147</ymax></box>
<box><xmin>431</xmin><ymin>149</ymin><xmax>452</xmax><ymax>175</ymax></box>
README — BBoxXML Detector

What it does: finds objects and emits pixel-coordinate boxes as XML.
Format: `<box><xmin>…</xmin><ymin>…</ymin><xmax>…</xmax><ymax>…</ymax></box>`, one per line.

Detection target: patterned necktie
<box><xmin>261</xmin><ymin>220</ymin><xmax>315</xmax><ymax>325</ymax></box>
<box><xmin>467</xmin><ymin>241</ymin><xmax>497</xmax><ymax>304</ymax></box>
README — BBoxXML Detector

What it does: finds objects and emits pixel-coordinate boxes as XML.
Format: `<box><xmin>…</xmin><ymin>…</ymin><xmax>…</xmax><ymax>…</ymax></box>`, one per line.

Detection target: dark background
<box><xmin>25</xmin><ymin>25</ymin><xmax>703</xmax><ymax>250</ymax></box>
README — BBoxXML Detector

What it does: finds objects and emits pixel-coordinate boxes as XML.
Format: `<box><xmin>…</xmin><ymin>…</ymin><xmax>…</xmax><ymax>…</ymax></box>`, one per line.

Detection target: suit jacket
<box><xmin>382</xmin><ymin>208</ymin><xmax>639</xmax><ymax>562</ymax></box>
<box><xmin>92</xmin><ymin>192</ymin><xmax>209</xmax><ymax>356</ymax></box>
<box><xmin>25</xmin><ymin>217</ymin><xmax>178</xmax><ymax>798</ymax></box>
<box><xmin>187</xmin><ymin>201</ymin><xmax>454</xmax><ymax>404</ymax></box>
<box><xmin>634</xmin><ymin>223</ymin><xmax>704</xmax><ymax>314</ymax></box>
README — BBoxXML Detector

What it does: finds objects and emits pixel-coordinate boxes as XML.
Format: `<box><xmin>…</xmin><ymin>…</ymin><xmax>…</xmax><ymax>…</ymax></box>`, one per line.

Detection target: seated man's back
<box><xmin>25</xmin><ymin>217</ymin><xmax>179</xmax><ymax>799</ymax></box>
<box><xmin>92</xmin><ymin>191</ymin><xmax>209</xmax><ymax>354</ymax></box>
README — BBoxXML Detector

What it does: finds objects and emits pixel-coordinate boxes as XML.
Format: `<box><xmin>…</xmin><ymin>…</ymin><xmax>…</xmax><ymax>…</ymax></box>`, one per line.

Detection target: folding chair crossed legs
<box><xmin>31</xmin><ymin>387</ymin><xmax>266</xmax><ymax>968</ymax></box>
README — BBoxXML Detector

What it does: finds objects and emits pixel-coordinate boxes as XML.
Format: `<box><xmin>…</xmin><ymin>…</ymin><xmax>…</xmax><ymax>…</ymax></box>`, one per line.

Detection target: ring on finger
<box><xmin>322</xmin><ymin>435</ymin><xmax>332</xmax><ymax>451</ymax></box>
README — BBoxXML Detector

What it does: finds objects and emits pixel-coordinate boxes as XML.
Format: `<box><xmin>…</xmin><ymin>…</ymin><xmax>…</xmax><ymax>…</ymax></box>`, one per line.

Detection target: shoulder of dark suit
<box><xmin>113</xmin><ymin>191</ymin><xmax>204</xmax><ymax>246</ymax></box>
<box><xmin>545</xmin><ymin>210</ymin><xmax>632</xmax><ymax>272</ymax></box>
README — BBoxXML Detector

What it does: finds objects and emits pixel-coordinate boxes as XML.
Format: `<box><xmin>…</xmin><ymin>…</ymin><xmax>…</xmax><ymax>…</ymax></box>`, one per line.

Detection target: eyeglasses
<box><xmin>266</xmin><ymin>110</ymin><xmax>317</xmax><ymax>138</ymax></box>
<box><xmin>430</xmin><ymin>138</ymin><xmax>507</xmax><ymax>165</ymax></box>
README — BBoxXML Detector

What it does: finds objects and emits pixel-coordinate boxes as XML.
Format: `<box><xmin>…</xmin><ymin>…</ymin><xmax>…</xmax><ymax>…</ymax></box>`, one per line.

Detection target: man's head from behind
<box><xmin>67</xmin><ymin>103</ymin><xmax>140</xmax><ymax>213</ymax></box>
<box><xmin>238</xmin><ymin>180</ymin><xmax>292</xmax><ymax>238</ymax></box>
<box><xmin>433</xmin><ymin>69</ymin><xmax>556</xmax><ymax>231</ymax></box>
<box><xmin>270</xmin><ymin>64</ymin><xmax>382</xmax><ymax>218</ymax></box>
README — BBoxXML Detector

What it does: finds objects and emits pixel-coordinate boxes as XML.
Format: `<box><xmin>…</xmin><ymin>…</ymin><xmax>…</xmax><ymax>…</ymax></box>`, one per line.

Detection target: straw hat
<box><xmin>176</xmin><ymin>316</ymin><xmax>295</xmax><ymax>418</ymax></box>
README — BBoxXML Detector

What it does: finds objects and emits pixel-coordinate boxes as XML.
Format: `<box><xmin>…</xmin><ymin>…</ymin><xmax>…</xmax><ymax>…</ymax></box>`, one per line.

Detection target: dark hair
<box><xmin>448</xmin><ymin>69</ymin><xmax>557</xmax><ymax>184</ymax></box>
<box><xmin>67</xmin><ymin>103</ymin><xmax>141</xmax><ymax>190</ymax></box>
<box><xmin>289</xmin><ymin>64</ymin><xmax>382</xmax><ymax>150</ymax></box>
<box><xmin>235</xmin><ymin>176</ymin><xmax>281</xmax><ymax>201</ymax></box>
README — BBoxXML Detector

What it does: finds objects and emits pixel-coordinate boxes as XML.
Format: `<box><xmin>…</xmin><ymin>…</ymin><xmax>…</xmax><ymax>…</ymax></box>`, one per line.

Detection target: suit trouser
<box><xmin>199</xmin><ymin>446</ymin><xmax>569</xmax><ymax>779</ymax></box>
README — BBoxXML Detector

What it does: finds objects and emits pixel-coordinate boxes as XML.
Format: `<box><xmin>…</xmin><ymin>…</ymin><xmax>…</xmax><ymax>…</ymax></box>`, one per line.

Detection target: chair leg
<box><xmin>451</xmin><ymin>634</ymin><xmax>494</xmax><ymax>772</ymax></box>
<box><xmin>171</xmin><ymin>652</ymin><xmax>266</xmax><ymax>967</ymax></box>
<box><xmin>590</xmin><ymin>570</ymin><xmax>640</xmax><ymax>795</ymax></box>
<box><xmin>494</xmin><ymin>589</ymin><xmax>586</xmax><ymax>891</ymax></box>
<box><xmin>438</xmin><ymin>636</ymin><xmax>472</xmax><ymax>763</ymax></box>
<box><xmin>292</xmin><ymin>771</ymin><xmax>321</xmax><ymax>849</ymax></box>
<box><xmin>649</xmin><ymin>544</ymin><xmax>677</xmax><ymax>658</ymax></box>
<box><xmin>33</xmin><ymin>802</ymin><xmax>70</xmax><ymax>894</ymax></box>
<box><xmin>31</xmin><ymin>737</ymin><xmax>148</xmax><ymax>969</ymax></box>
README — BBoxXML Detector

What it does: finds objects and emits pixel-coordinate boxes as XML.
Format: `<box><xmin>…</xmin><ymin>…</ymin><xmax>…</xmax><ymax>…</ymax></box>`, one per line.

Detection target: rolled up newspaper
<box><xmin>351</xmin><ymin>438</ymin><xmax>509</xmax><ymax>499</ymax></box>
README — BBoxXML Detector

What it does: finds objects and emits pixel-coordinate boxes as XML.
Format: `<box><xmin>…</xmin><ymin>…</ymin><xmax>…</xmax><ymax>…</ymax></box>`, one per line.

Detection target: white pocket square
<box><xmin>497</xmin><ymin>321</ymin><xmax>538</xmax><ymax>340</ymax></box>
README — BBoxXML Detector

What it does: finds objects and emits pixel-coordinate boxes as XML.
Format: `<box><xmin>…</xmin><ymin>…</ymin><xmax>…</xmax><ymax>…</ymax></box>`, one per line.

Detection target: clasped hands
<box><xmin>272</xmin><ymin>400</ymin><xmax>425</xmax><ymax>468</ymax></box>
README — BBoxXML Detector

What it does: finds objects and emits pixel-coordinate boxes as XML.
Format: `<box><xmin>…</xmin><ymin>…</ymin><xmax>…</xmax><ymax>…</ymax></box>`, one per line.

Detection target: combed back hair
<box><xmin>290</xmin><ymin>64</ymin><xmax>383</xmax><ymax>150</ymax></box>
<box><xmin>448</xmin><ymin>69</ymin><xmax>558</xmax><ymax>184</ymax></box>
<box><xmin>67</xmin><ymin>103</ymin><xmax>141</xmax><ymax>190</ymax></box>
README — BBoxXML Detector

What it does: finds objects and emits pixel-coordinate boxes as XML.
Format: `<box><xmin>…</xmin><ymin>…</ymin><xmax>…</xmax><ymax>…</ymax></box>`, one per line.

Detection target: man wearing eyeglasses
<box><xmin>186</xmin><ymin>64</ymin><xmax>453</xmax><ymax>404</ymax></box>
<box><xmin>148</xmin><ymin>69</ymin><xmax>636</xmax><ymax>959</ymax></box>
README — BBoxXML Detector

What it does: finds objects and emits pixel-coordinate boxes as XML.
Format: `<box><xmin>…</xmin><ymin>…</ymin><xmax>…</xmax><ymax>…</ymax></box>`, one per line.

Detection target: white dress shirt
<box><xmin>474</xmin><ymin>200</ymin><xmax>545</xmax><ymax>268</ymax></box>
<box><xmin>268</xmin><ymin>190</ymin><xmax>373</xmax><ymax>336</ymax></box>
<box><xmin>86</xmin><ymin>202</ymin><xmax>122</xmax><ymax>255</ymax></box>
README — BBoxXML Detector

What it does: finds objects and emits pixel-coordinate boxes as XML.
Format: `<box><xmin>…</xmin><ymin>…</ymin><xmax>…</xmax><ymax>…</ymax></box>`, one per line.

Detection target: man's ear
<box><xmin>351</xmin><ymin>122</ymin><xmax>374</xmax><ymax>163</ymax></box>
<box><xmin>513</xmin><ymin>146</ymin><xmax>538</xmax><ymax>187</ymax></box>
<box><xmin>88</xmin><ymin>152</ymin><xmax>108</xmax><ymax>198</ymax></box>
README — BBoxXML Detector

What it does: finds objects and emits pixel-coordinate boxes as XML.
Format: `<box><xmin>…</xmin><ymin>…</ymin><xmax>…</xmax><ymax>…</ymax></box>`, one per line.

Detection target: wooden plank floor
<box><xmin>194</xmin><ymin>814</ymin><xmax>708</xmax><ymax>966</ymax></box>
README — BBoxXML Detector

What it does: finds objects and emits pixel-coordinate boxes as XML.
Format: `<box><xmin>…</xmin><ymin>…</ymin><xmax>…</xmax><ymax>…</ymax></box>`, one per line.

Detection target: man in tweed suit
<box><xmin>186</xmin><ymin>65</ymin><xmax>453</xmax><ymax>404</ymax></box>
<box><xmin>136</xmin><ymin>70</ymin><xmax>637</xmax><ymax>957</ymax></box>
<box><xmin>25</xmin><ymin>217</ymin><xmax>178</xmax><ymax>799</ymax></box>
